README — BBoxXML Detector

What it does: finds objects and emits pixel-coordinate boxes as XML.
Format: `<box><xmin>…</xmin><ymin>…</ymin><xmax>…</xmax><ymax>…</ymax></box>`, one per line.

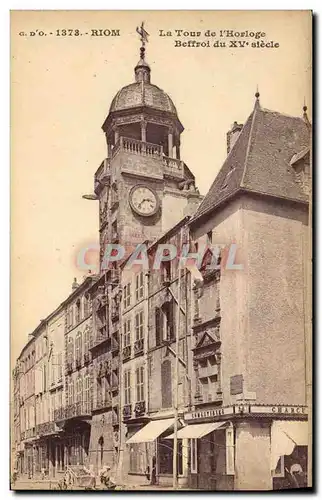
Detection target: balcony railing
<box><xmin>54</xmin><ymin>407</ymin><xmax>65</xmax><ymax>422</ymax></box>
<box><xmin>123</xmin><ymin>404</ymin><xmax>132</xmax><ymax>420</ymax></box>
<box><xmin>134</xmin><ymin>401</ymin><xmax>146</xmax><ymax>417</ymax></box>
<box><xmin>36</xmin><ymin>421</ymin><xmax>57</xmax><ymax>437</ymax></box>
<box><xmin>134</xmin><ymin>338</ymin><xmax>144</xmax><ymax>356</ymax></box>
<box><xmin>113</xmin><ymin>136</ymin><xmax>163</xmax><ymax>159</ymax></box>
<box><xmin>93</xmin><ymin>396</ymin><xmax>112</xmax><ymax>411</ymax></box>
<box><xmin>64</xmin><ymin>401</ymin><xmax>92</xmax><ymax>420</ymax></box>
<box><xmin>23</xmin><ymin>427</ymin><xmax>36</xmax><ymax>440</ymax></box>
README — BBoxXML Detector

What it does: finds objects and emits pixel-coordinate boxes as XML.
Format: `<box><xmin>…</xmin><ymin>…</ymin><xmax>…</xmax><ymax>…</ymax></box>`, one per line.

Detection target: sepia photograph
<box><xmin>10</xmin><ymin>10</ymin><xmax>312</xmax><ymax>491</ymax></box>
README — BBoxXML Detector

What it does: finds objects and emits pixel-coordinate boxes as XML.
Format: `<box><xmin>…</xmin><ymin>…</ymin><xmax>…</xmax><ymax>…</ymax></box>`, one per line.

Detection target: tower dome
<box><xmin>101</xmin><ymin>24</ymin><xmax>184</xmax><ymax>157</ymax></box>
<box><xmin>109</xmin><ymin>47</ymin><xmax>178</xmax><ymax>116</ymax></box>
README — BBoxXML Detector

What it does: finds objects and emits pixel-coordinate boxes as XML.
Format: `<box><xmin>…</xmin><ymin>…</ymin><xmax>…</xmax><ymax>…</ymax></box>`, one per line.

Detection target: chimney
<box><xmin>72</xmin><ymin>277</ymin><xmax>79</xmax><ymax>290</ymax></box>
<box><xmin>227</xmin><ymin>121</ymin><xmax>243</xmax><ymax>154</ymax></box>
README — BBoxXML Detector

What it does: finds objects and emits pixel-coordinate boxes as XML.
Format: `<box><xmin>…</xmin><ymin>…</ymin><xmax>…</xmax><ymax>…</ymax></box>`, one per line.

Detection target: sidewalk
<box><xmin>12</xmin><ymin>478</ymin><xmax>192</xmax><ymax>491</ymax></box>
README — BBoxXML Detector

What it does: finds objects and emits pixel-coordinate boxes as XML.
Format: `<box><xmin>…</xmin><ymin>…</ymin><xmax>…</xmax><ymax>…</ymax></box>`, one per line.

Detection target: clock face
<box><xmin>129</xmin><ymin>185</ymin><xmax>159</xmax><ymax>217</ymax></box>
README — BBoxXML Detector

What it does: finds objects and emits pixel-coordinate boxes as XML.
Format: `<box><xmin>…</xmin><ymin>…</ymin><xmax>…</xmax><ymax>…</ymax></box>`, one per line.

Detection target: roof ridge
<box><xmin>260</xmin><ymin>106</ymin><xmax>305</xmax><ymax>121</ymax></box>
<box><xmin>240</xmin><ymin>106</ymin><xmax>258</xmax><ymax>188</ymax></box>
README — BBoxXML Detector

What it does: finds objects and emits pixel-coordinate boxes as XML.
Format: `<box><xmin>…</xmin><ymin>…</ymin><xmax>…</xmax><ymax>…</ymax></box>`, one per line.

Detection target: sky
<box><xmin>10</xmin><ymin>10</ymin><xmax>312</xmax><ymax>364</ymax></box>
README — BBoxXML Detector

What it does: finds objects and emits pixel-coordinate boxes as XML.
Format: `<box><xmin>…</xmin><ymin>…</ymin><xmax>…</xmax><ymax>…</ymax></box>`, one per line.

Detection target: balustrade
<box><xmin>113</xmin><ymin>136</ymin><xmax>163</xmax><ymax>158</ymax></box>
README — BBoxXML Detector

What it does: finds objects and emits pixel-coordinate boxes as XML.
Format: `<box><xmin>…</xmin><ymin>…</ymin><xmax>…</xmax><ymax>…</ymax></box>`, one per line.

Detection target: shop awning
<box><xmin>167</xmin><ymin>421</ymin><xmax>227</xmax><ymax>439</ymax></box>
<box><xmin>271</xmin><ymin>420</ymin><xmax>309</xmax><ymax>471</ymax></box>
<box><xmin>126</xmin><ymin>418</ymin><xmax>175</xmax><ymax>444</ymax></box>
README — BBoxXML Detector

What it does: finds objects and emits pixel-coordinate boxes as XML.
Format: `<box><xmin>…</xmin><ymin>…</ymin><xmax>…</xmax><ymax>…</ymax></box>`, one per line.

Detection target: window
<box><xmin>123</xmin><ymin>319</ymin><xmax>131</xmax><ymax>347</ymax></box>
<box><xmin>67</xmin><ymin>337</ymin><xmax>74</xmax><ymax>366</ymax></box>
<box><xmin>76</xmin><ymin>376</ymin><xmax>82</xmax><ymax>403</ymax></box>
<box><xmin>84</xmin><ymin>328</ymin><xmax>90</xmax><ymax>354</ymax></box>
<box><xmin>51</xmin><ymin>356</ymin><xmax>55</xmax><ymax>386</ymax></box>
<box><xmin>83</xmin><ymin>294</ymin><xmax>90</xmax><ymax>317</ymax></box>
<box><xmin>159</xmin><ymin>439</ymin><xmax>183</xmax><ymax>475</ymax></box>
<box><xmin>161</xmin><ymin>300</ymin><xmax>175</xmax><ymax>341</ymax></box>
<box><xmin>68</xmin><ymin>379</ymin><xmax>74</xmax><ymax>405</ymax></box>
<box><xmin>124</xmin><ymin>370</ymin><xmax>131</xmax><ymax>405</ymax></box>
<box><xmin>200</xmin><ymin>373</ymin><xmax>218</xmax><ymax>403</ymax></box>
<box><xmin>135</xmin><ymin>311</ymin><xmax>144</xmax><ymax>341</ymax></box>
<box><xmin>136</xmin><ymin>366</ymin><xmax>144</xmax><ymax>402</ymax></box>
<box><xmin>75</xmin><ymin>299</ymin><xmax>81</xmax><ymax>324</ymax></box>
<box><xmin>57</xmin><ymin>390</ymin><xmax>63</xmax><ymax>409</ymax></box>
<box><xmin>123</xmin><ymin>283</ymin><xmax>131</xmax><ymax>309</ymax></box>
<box><xmin>75</xmin><ymin>332</ymin><xmax>82</xmax><ymax>363</ymax></box>
<box><xmin>67</xmin><ymin>307</ymin><xmax>73</xmax><ymax>329</ymax></box>
<box><xmin>161</xmin><ymin>260</ymin><xmax>171</xmax><ymax>283</ymax></box>
<box><xmin>135</xmin><ymin>272</ymin><xmax>144</xmax><ymax>301</ymax></box>
<box><xmin>84</xmin><ymin>375</ymin><xmax>90</xmax><ymax>413</ymax></box>
<box><xmin>129</xmin><ymin>443</ymin><xmax>147</xmax><ymax>474</ymax></box>
<box><xmin>43</xmin><ymin>364</ymin><xmax>47</xmax><ymax>392</ymax></box>
<box><xmin>191</xmin><ymin>439</ymin><xmax>198</xmax><ymax>473</ymax></box>
<box><xmin>207</xmin><ymin>231</ymin><xmax>213</xmax><ymax>244</ymax></box>
<box><xmin>155</xmin><ymin>308</ymin><xmax>162</xmax><ymax>346</ymax></box>
<box><xmin>57</xmin><ymin>352</ymin><xmax>62</xmax><ymax>381</ymax></box>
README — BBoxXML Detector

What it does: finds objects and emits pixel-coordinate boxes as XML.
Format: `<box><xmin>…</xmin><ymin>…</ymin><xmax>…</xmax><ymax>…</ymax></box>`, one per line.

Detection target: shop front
<box><xmin>125</xmin><ymin>417</ymin><xmax>188</xmax><ymax>487</ymax></box>
<box><xmin>181</xmin><ymin>404</ymin><xmax>309</xmax><ymax>491</ymax></box>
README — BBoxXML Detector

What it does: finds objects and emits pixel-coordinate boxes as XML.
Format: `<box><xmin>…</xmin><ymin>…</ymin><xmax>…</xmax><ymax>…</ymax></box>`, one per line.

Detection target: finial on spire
<box><xmin>136</xmin><ymin>21</ymin><xmax>149</xmax><ymax>59</ymax></box>
<box><xmin>135</xmin><ymin>22</ymin><xmax>151</xmax><ymax>84</ymax></box>
<box><xmin>303</xmin><ymin>97</ymin><xmax>308</xmax><ymax>114</ymax></box>
<box><xmin>254</xmin><ymin>85</ymin><xmax>260</xmax><ymax>109</ymax></box>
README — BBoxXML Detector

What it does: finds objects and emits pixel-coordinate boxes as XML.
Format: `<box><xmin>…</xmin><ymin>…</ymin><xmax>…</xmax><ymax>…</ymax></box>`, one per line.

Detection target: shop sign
<box><xmin>185</xmin><ymin>405</ymin><xmax>308</xmax><ymax>420</ymax></box>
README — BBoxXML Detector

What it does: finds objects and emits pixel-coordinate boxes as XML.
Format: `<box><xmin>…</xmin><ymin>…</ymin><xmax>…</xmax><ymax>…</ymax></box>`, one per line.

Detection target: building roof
<box><xmin>190</xmin><ymin>102</ymin><xmax>310</xmax><ymax>224</ymax></box>
<box><xmin>109</xmin><ymin>82</ymin><xmax>178</xmax><ymax>115</ymax></box>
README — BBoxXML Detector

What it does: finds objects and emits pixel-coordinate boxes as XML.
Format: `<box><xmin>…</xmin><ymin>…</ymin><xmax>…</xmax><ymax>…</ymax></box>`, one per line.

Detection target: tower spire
<box><xmin>134</xmin><ymin>22</ymin><xmax>151</xmax><ymax>84</ymax></box>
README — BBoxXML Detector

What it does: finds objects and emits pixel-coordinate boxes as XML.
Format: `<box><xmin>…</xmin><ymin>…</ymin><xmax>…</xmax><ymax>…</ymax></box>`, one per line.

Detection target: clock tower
<box><xmin>94</xmin><ymin>27</ymin><xmax>202</xmax><ymax>272</ymax></box>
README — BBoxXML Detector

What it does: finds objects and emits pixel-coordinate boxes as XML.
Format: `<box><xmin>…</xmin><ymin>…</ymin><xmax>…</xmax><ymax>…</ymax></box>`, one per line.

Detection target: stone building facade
<box><xmin>12</xmin><ymin>38</ymin><xmax>311</xmax><ymax>491</ymax></box>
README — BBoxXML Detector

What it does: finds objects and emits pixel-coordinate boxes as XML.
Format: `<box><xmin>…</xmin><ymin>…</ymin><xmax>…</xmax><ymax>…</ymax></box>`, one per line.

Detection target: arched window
<box><xmin>67</xmin><ymin>337</ymin><xmax>74</xmax><ymax>366</ymax></box>
<box><xmin>161</xmin><ymin>359</ymin><xmax>172</xmax><ymax>409</ymax></box>
<box><xmin>76</xmin><ymin>375</ymin><xmax>83</xmax><ymax>405</ymax></box>
<box><xmin>75</xmin><ymin>332</ymin><xmax>82</xmax><ymax>364</ymax></box>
